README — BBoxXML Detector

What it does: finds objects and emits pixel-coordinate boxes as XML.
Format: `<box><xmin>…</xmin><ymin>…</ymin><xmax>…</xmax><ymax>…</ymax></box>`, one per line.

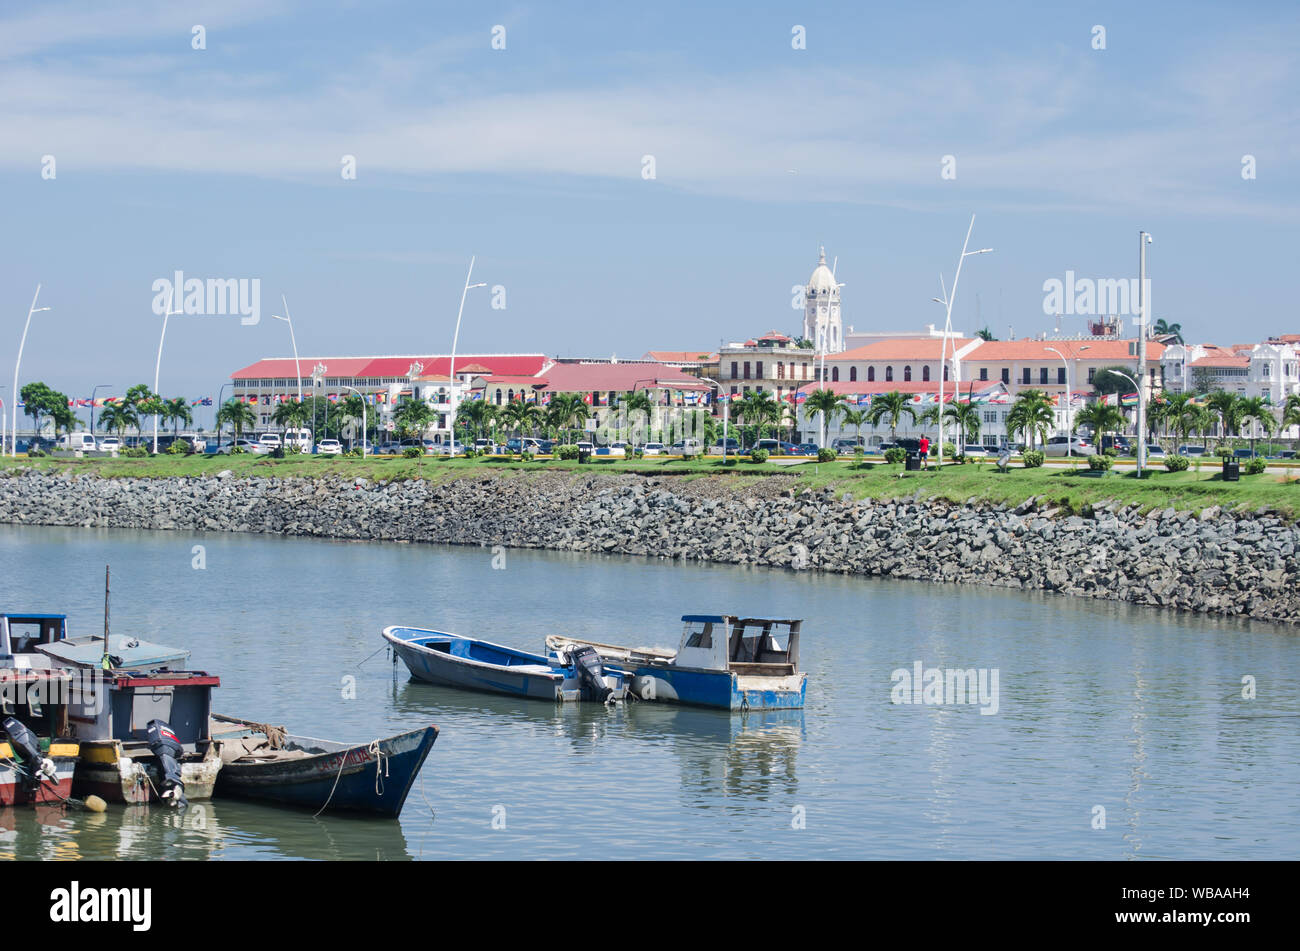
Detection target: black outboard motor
<box><xmin>145</xmin><ymin>719</ymin><xmax>187</xmax><ymax>808</ymax></box>
<box><xmin>571</xmin><ymin>646</ymin><xmax>613</xmax><ymax>703</ymax></box>
<box><xmin>2</xmin><ymin>715</ymin><xmax>55</xmax><ymax>791</ymax></box>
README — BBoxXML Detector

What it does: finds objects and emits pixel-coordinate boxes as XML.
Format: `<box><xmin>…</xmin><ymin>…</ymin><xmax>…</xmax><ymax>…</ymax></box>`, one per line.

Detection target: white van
<box><xmin>57</xmin><ymin>433</ymin><xmax>98</xmax><ymax>452</ymax></box>
<box><xmin>282</xmin><ymin>428</ymin><xmax>312</xmax><ymax>453</ymax></box>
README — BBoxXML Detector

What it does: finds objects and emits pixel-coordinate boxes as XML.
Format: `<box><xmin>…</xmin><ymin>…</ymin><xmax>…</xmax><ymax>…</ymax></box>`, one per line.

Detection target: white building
<box><xmin>803</xmin><ymin>248</ymin><xmax>844</xmax><ymax>353</ymax></box>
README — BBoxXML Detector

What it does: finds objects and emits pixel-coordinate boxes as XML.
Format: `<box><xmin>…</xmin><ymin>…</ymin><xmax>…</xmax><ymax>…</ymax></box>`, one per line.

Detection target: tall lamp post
<box><xmin>447</xmin><ymin>257</ymin><xmax>487</xmax><ymax>449</ymax></box>
<box><xmin>270</xmin><ymin>295</ymin><xmax>303</xmax><ymax>404</ymax></box>
<box><xmin>698</xmin><ymin>378</ymin><xmax>730</xmax><ymax>461</ymax></box>
<box><xmin>1136</xmin><ymin>232</ymin><xmax>1153</xmax><ymax>475</ymax></box>
<box><xmin>89</xmin><ymin>383</ymin><xmax>112</xmax><ymax>439</ymax></box>
<box><xmin>11</xmin><ymin>285</ymin><xmax>51</xmax><ymax>456</ymax></box>
<box><xmin>930</xmin><ymin>216</ymin><xmax>993</xmax><ymax>466</ymax></box>
<box><xmin>152</xmin><ymin>289</ymin><xmax>182</xmax><ymax>454</ymax></box>
<box><xmin>340</xmin><ymin>384</ymin><xmax>366</xmax><ymax>454</ymax></box>
<box><xmin>1111</xmin><ymin>370</ymin><xmax>1145</xmax><ymax>478</ymax></box>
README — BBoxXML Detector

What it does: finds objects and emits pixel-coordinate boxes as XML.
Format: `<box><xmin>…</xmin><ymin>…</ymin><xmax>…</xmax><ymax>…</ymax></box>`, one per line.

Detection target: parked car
<box><xmin>755</xmin><ymin>438</ymin><xmax>782</xmax><ymax>454</ymax></box>
<box><xmin>962</xmin><ymin>444</ymin><xmax>993</xmax><ymax>458</ymax></box>
<box><xmin>797</xmin><ymin>443</ymin><xmax>819</xmax><ymax>455</ymax></box>
<box><xmin>1176</xmin><ymin>445</ymin><xmax>1209</xmax><ymax>457</ymax></box>
<box><xmin>1232</xmin><ymin>448</ymin><xmax>1254</xmax><ymax>459</ymax></box>
<box><xmin>217</xmin><ymin>439</ymin><xmax>258</xmax><ymax>454</ymax></box>
<box><xmin>1043</xmin><ymin>435</ymin><xmax>1092</xmax><ymax>457</ymax></box>
<box><xmin>1270</xmin><ymin>449</ymin><xmax>1297</xmax><ymax>459</ymax></box>
<box><xmin>474</xmin><ymin>439</ymin><xmax>496</xmax><ymax>454</ymax></box>
<box><xmin>643</xmin><ymin>442</ymin><xmax>665</xmax><ymax>455</ymax></box>
<box><xmin>282</xmin><ymin>428</ymin><xmax>312</xmax><ymax>453</ymax></box>
<box><xmin>316</xmin><ymin>439</ymin><xmax>343</xmax><ymax>456</ymax></box>
<box><xmin>831</xmin><ymin>437</ymin><xmax>862</xmax><ymax>455</ymax></box>
<box><xmin>605</xmin><ymin>442</ymin><xmax>628</xmax><ymax>457</ymax></box>
<box><xmin>57</xmin><ymin>433</ymin><xmax>99</xmax><ymax>452</ymax></box>
<box><xmin>710</xmin><ymin>438</ymin><xmax>740</xmax><ymax>454</ymax></box>
<box><xmin>1098</xmin><ymin>435</ymin><xmax>1131</xmax><ymax>453</ymax></box>
<box><xmin>1144</xmin><ymin>444</ymin><xmax>1166</xmax><ymax>458</ymax></box>
<box><xmin>96</xmin><ymin>437</ymin><xmax>122</xmax><ymax>453</ymax></box>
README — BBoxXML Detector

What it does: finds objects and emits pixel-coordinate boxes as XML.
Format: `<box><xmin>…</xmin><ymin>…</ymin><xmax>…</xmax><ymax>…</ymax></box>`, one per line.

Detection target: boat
<box><xmin>0</xmin><ymin>613</ymin><xmax>71</xmax><ymax>668</ymax></box>
<box><xmin>546</xmin><ymin>615</ymin><xmax>808</xmax><ymax>710</ymax></box>
<box><xmin>0</xmin><ymin>668</ymin><xmax>80</xmax><ymax>806</ymax></box>
<box><xmin>383</xmin><ymin>626</ymin><xmax>629</xmax><ymax>702</ymax></box>
<box><xmin>210</xmin><ymin>715</ymin><xmax>438</xmax><ymax>817</ymax></box>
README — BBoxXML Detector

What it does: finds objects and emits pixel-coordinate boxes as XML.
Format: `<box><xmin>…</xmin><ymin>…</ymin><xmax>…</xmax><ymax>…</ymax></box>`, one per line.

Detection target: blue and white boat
<box><xmin>383</xmin><ymin>626</ymin><xmax>629</xmax><ymax>703</ymax></box>
<box><xmin>546</xmin><ymin>615</ymin><xmax>807</xmax><ymax>711</ymax></box>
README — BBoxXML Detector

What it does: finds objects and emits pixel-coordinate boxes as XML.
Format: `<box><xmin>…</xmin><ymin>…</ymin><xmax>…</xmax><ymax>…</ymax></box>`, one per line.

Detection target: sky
<box><xmin>1</xmin><ymin>0</ymin><xmax>1297</xmax><ymax>419</ymax></box>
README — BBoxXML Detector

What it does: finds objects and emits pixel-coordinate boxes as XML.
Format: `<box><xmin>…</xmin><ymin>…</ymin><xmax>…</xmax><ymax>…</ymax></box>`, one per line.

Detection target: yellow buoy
<box><xmin>83</xmin><ymin>795</ymin><xmax>108</xmax><ymax>813</ymax></box>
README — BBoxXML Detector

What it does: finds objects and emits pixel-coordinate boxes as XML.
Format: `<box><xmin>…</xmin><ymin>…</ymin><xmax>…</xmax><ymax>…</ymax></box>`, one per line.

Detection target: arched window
<box><xmin>776</xmin><ymin>363</ymin><xmax>784</xmax><ymax>379</ymax></box>
<box><xmin>867</xmin><ymin>367</ymin><xmax>875</xmax><ymax>382</ymax></box>
<box><xmin>832</xmin><ymin>367</ymin><xmax>840</xmax><ymax>382</ymax></box>
<box><xmin>494</xmin><ymin>389</ymin><xmax>503</xmax><ymax>405</ymax></box>
<box><xmin>885</xmin><ymin>366</ymin><xmax>893</xmax><ymax>382</ymax></box>
<box><xmin>922</xmin><ymin>366</ymin><xmax>931</xmax><ymax>382</ymax></box>
<box><xmin>944</xmin><ymin>365</ymin><xmax>949</xmax><ymax>381</ymax></box>
<box><xmin>904</xmin><ymin>366</ymin><xmax>912</xmax><ymax>382</ymax></box>
<box><xmin>850</xmin><ymin>367</ymin><xmax>857</xmax><ymax>382</ymax></box>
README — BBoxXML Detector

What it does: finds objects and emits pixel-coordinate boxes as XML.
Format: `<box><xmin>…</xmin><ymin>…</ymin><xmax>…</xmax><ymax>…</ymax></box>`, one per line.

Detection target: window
<box><xmin>756</xmin><ymin>361</ymin><xmax>764</xmax><ymax>379</ymax></box>
<box><xmin>1039</xmin><ymin>367</ymin><xmax>1048</xmax><ymax>384</ymax></box>
<box><xmin>904</xmin><ymin>366</ymin><xmax>912</xmax><ymax>382</ymax></box>
<box><xmin>1001</xmin><ymin>368</ymin><xmax>1009</xmax><ymax>384</ymax></box>
<box><xmin>832</xmin><ymin>367</ymin><xmax>840</xmax><ymax>382</ymax></box>
<box><xmin>1023</xmin><ymin>368</ymin><xmax>1032</xmax><ymax>385</ymax></box>
<box><xmin>944</xmin><ymin>365</ymin><xmax>949</xmax><ymax>381</ymax></box>
<box><xmin>744</xmin><ymin>362</ymin><xmax>751</xmax><ymax>380</ymax></box>
<box><xmin>776</xmin><ymin>363</ymin><xmax>784</xmax><ymax>380</ymax></box>
<box><xmin>923</xmin><ymin>366</ymin><xmax>931</xmax><ymax>382</ymax></box>
<box><xmin>849</xmin><ymin>367</ymin><xmax>857</xmax><ymax>382</ymax></box>
<box><xmin>1087</xmin><ymin>367</ymin><xmax>1096</xmax><ymax>383</ymax></box>
<box><xmin>731</xmin><ymin>361</ymin><xmax>738</xmax><ymax>379</ymax></box>
<box><xmin>683</xmin><ymin>622</ymin><xmax>713</xmax><ymax>649</ymax></box>
<box><xmin>868</xmin><ymin>367</ymin><xmax>875</xmax><ymax>382</ymax></box>
<box><xmin>979</xmin><ymin>368</ymin><xmax>988</xmax><ymax>381</ymax></box>
<box><xmin>885</xmin><ymin>366</ymin><xmax>893</xmax><ymax>382</ymax></box>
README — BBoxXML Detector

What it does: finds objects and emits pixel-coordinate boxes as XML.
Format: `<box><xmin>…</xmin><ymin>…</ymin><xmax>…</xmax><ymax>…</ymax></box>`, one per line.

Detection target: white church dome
<box><xmin>807</xmin><ymin>247</ymin><xmax>838</xmax><ymax>294</ymax></box>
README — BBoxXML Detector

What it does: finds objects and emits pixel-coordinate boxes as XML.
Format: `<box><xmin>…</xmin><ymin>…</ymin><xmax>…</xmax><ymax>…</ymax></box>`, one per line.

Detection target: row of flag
<box><xmin>15</xmin><ymin>396</ymin><xmax>217</xmax><ymax>409</ymax></box>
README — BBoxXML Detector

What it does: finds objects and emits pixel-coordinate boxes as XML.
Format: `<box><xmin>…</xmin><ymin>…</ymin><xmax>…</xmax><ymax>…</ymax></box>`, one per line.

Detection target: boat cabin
<box><xmin>676</xmin><ymin>615</ymin><xmax>802</xmax><ymax>675</ymax></box>
<box><xmin>0</xmin><ymin>614</ymin><xmax>67</xmax><ymax>668</ymax></box>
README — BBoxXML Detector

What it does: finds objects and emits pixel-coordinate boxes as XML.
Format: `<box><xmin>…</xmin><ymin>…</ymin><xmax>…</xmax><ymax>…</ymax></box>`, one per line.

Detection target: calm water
<box><xmin>1</xmin><ymin>524</ymin><xmax>1297</xmax><ymax>860</ymax></box>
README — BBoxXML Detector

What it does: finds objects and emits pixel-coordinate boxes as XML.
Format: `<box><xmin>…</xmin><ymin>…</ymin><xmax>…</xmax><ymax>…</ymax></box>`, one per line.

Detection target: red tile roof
<box><xmin>643</xmin><ymin>350</ymin><xmax>718</xmax><ymax>363</ymax></box>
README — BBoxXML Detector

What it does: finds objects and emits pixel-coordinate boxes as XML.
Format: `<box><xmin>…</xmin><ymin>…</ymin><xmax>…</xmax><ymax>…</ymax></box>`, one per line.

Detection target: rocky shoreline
<box><xmin>1</xmin><ymin>467</ymin><xmax>1295</xmax><ymax>623</ymax></box>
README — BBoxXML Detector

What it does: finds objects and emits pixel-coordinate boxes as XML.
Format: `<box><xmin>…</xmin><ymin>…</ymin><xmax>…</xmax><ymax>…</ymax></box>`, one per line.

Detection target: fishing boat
<box><xmin>546</xmin><ymin>615</ymin><xmax>808</xmax><ymax>710</ymax></box>
<box><xmin>0</xmin><ymin>613</ymin><xmax>71</xmax><ymax>668</ymax></box>
<box><xmin>0</xmin><ymin>668</ymin><xmax>80</xmax><ymax>806</ymax></box>
<box><xmin>383</xmin><ymin>626</ymin><xmax>629</xmax><ymax>702</ymax></box>
<box><xmin>210</xmin><ymin>715</ymin><xmax>438</xmax><ymax>817</ymax></box>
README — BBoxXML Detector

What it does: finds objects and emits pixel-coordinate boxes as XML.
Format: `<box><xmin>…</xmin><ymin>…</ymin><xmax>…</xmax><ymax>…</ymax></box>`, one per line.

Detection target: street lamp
<box><xmin>697</xmin><ymin>377</ymin><xmax>730</xmax><ymax>461</ymax></box>
<box><xmin>270</xmin><ymin>296</ymin><xmax>303</xmax><ymax>404</ymax></box>
<box><xmin>1136</xmin><ymin>232</ymin><xmax>1153</xmax><ymax>474</ymax></box>
<box><xmin>447</xmin><ymin>257</ymin><xmax>487</xmax><ymax>449</ymax></box>
<box><xmin>931</xmin><ymin>215</ymin><xmax>993</xmax><ymax>466</ymax></box>
<box><xmin>339</xmin><ymin>384</ymin><xmax>366</xmax><ymax>455</ymax></box>
<box><xmin>1110</xmin><ymin>369</ymin><xmax>1144</xmax><ymax>478</ymax></box>
<box><xmin>152</xmin><ymin>289</ymin><xmax>182</xmax><ymax>454</ymax></box>
<box><xmin>89</xmin><ymin>383</ymin><xmax>112</xmax><ymax>439</ymax></box>
<box><xmin>11</xmin><ymin>285</ymin><xmax>50</xmax><ymax>456</ymax></box>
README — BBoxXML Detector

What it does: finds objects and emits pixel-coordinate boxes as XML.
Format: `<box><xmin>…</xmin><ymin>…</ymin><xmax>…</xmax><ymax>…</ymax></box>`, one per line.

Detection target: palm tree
<box><xmin>272</xmin><ymin>399</ymin><xmax>305</xmax><ymax>437</ymax></box>
<box><xmin>1281</xmin><ymin>393</ymin><xmax>1300</xmax><ymax>435</ymax></box>
<box><xmin>98</xmin><ymin>401</ymin><xmax>138</xmax><ymax>443</ymax></box>
<box><xmin>1153</xmin><ymin>318</ymin><xmax>1184</xmax><ymax>344</ymax></box>
<box><xmin>803</xmin><ymin>389</ymin><xmax>843</xmax><ymax>447</ymax></box>
<box><xmin>866</xmin><ymin>391</ymin><xmax>916</xmax><ymax>441</ymax></box>
<box><xmin>621</xmin><ymin>390</ymin><xmax>655</xmax><ymax>449</ymax></box>
<box><xmin>736</xmin><ymin>389</ymin><xmax>781</xmax><ymax>446</ymax></box>
<box><xmin>500</xmin><ymin>399</ymin><xmax>540</xmax><ymax>446</ymax></box>
<box><xmin>943</xmin><ymin>399</ymin><xmax>982</xmax><ymax>451</ymax></box>
<box><xmin>393</xmin><ymin>398</ymin><xmax>434</xmax><ymax>443</ymax></box>
<box><xmin>337</xmin><ymin>394</ymin><xmax>368</xmax><ymax>449</ymax></box>
<box><xmin>976</xmin><ymin>326</ymin><xmax>997</xmax><ymax>341</ymax></box>
<box><xmin>457</xmin><ymin>398</ymin><xmax>497</xmax><ymax>444</ymax></box>
<box><xmin>1073</xmin><ymin>401</ymin><xmax>1126</xmax><ymax>452</ymax></box>
<box><xmin>216</xmin><ymin>398</ymin><xmax>255</xmax><ymax>446</ymax></box>
<box><xmin>163</xmin><ymin>397</ymin><xmax>192</xmax><ymax>438</ymax></box>
<box><xmin>1237</xmin><ymin>395</ymin><xmax>1276</xmax><ymax>457</ymax></box>
<box><xmin>839</xmin><ymin>407</ymin><xmax>867</xmax><ymax>449</ymax></box>
<box><xmin>1206</xmin><ymin>391</ymin><xmax>1242</xmax><ymax>448</ymax></box>
<box><xmin>1006</xmin><ymin>390</ymin><xmax>1054</xmax><ymax>451</ymax></box>
<box><xmin>547</xmin><ymin>393</ymin><xmax>589</xmax><ymax>444</ymax></box>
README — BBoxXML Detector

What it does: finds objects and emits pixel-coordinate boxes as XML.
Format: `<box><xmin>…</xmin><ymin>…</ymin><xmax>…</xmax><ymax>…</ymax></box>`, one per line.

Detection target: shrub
<box><xmin>1021</xmin><ymin>450</ymin><xmax>1045</xmax><ymax>468</ymax></box>
<box><xmin>722</xmin><ymin>456</ymin><xmax>737</xmax><ymax>467</ymax></box>
<box><xmin>749</xmin><ymin>448</ymin><xmax>769</xmax><ymax>463</ymax></box>
<box><xmin>853</xmin><ymin>447</ymin><xmax>865</xmax><ymax>458</ymax></box>
<box><xmin>1164</xmin><ymin>454</ymin><xmax>1189</xmax><ymax>472</ymax></box>
<box><xmin>817</xmin><ymin>447</ymin><xmax>836</xmax><ymax>463</ymax></box>
<box><xmin>1102</xmin><ymin>446</ymin><xmax>1119</xmax><ymax>458</ymax></box>
<box><xmin>883</xmin><ymin>447</ymin><xmax>907</xmax><ymax>464</ymax></box>
<box><xmin>1087</xmin><ymin>454</ymin><xmax>1113</xmax><ymax>472</ymax></box>
<box><xmin>556</xmin><ymin>444</ymin><xmax>580</xmax><ymax>460</ymax></box>
<box><xmin>519</xmin><ymin>451</ymin><xmax>534</xmax><ymax>462</ymax></box>
<box><xmin>1215</xmin><ymin>446</ymin><xmax>1234</xmax><ymax>460</ymax></box>
<box><xmin>286</xmin><ymin>444</ymin><xmax>304</xmax><ymax>455</ymax></box>
<box><xmin>1245</xmin><ymin>456</ymin><xmax>1267</xmax><ymax>475</ymax></box>
<box><xmin>229</xmin><ymin>446</ymin><xmax>247</xmax><ymax>455</ymax></box>
<box><xmin>402</xmin><ymin>446</ymin><xmax>423</xmax><ymax>458</ymax></box>
<box><xmin>165</xmin><ymin>440</ymin><xmax>190</xmax><ymax>455</ymax></box>
<box><xmin>122</xmin><ymin>447</ymin><xmax>149</xmax><ymax>458</ymax></box>
<box><xmin>26</xmin><ymin>448</ymin><xmax>46</xmax><ymax>457</ymax></box>
<box><xmin>270</xmin><ymin>446</ymin><xmax>286</xmax><ymax>458</ymax></box>
<box><xmin>942</xmin><ymin>442</ymin><xmax>957</xmax><ymax>458</ymax></box>
<box><xmin>344</xmin><ymin>447</ymin><xmax>363</xmax><ymax>457</ymax></box>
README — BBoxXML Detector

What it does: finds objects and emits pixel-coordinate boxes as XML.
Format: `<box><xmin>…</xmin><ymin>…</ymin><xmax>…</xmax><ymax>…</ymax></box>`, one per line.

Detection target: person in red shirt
<box><xmin>919</xmin><ymin>435</ymin><xmax>930</xmax><ymax>469</ymax></box>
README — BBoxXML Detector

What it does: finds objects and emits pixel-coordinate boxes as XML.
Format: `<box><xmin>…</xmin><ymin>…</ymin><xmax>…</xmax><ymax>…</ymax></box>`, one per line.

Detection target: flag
<box><xmin>857</xmin><ymin>394</ymin><xmax>871</xmax><ymax>406</ymax></box>
<box><xmin>795</xmin><ymin>391</ymin><xmax>808</xmax><ymax>404</ymax></box>
<box><xmin>327</xmin><ymin>393</ymin><xmax>338</xmax><ymax>402</ymax></box>
<box><xmin>1104</xmin><ymin>394</ymin><xmax>1118</xmax><ymax>406</ymax></box>
<box><xmin>1120</xmin><ymin>392</ymin><xmax>1139</xmax><ymax>407</ymax></box>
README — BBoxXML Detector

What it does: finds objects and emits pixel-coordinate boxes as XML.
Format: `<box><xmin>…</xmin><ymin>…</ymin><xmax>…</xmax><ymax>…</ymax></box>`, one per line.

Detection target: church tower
<box><xmin>803</xmin><ymin>247</ymin><xmax>843</xmax><ymax>353</ymax></box>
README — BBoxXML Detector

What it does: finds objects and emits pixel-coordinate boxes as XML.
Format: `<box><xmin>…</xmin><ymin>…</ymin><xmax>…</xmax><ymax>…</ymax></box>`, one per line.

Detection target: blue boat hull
<box><xmin>215</xmin><ymin>726</ymin><xmax>438</xmax><ymax>818</ymax></box>
<box><xmin>631</xmin><ymin>666</ymin><xmax>807</xmax><ymax>711</ymax></box>
<box><xmin>390</xmin><ymin>638</ymin><xmax>565</xmax><ymax>700</ymax></box>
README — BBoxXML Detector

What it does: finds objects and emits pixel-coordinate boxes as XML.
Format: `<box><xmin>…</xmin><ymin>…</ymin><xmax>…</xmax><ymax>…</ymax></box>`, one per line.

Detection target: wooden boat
<box><xmin>546</xmin><ymin>615</ymin><xmax>808</xmax><ymax>711</ymax></box>
<box><xmin>383</xmin><ymin>626</ymin><xmax>629</xmax><ymax>702</ymax></box>
<box><xmin>210</xmin><ymin>715</ymin><xmax>438</xmax><ymax>817</ymax></box>
<box><xmin>0</xmin><ymin>668</ymin><xmax>80</xmax><ymax>806</ymax></box>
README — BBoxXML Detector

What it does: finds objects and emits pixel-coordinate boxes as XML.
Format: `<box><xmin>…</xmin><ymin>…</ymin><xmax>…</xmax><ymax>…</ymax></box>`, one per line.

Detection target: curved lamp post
<box><xmin>340</xmin><ymin>384</ymin><xmax>367</xmax><ymax>455</ymax></box>
<box><xmin>11</xmin><ymin>285</ymin><xmax>50</xmax><ymax>456</ymax></box>
<box><xmin>270</xmin><ymin>295</ymin><xmax>303</xmax><ymax>404</ymax></box>
<box><xmin>1109</xmin><ymin>369</ymin><xmax>1144</xmax><ymax>478</ymax></box>
<box><xmin>931</xmin><ymin>216</ymin><xmax>993</xmax><ymax>466</ymax></box>
<box><xmin>447</xmin><ymin>257</ymin><xmax>487</xmax><ymax>449</ymax></box>
<box><xmin>152</xmin><ymin>289</ymin><xmax>181</xmax><ymax>454</ymax></box>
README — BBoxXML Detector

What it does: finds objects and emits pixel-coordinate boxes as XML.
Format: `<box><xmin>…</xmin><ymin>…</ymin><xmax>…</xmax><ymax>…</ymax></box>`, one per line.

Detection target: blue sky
<box><xmin>2</xmin><ymin>0</ymin><xmax>1297</xmax><ymax>413</ymax></box>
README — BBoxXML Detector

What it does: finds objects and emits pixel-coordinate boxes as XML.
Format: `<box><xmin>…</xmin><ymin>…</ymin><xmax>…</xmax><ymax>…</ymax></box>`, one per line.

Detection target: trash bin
<box><xmin>577</xmin><ymin>448</ymin><xmax>592</xmax><ymax>464</ymax></box>
<box><xmin>1222</xmin><ymin>458</ymin><xmax>1240</xmax><ymax>482</ymax></box>
<box><xmin>904</xmin><ymin>452</ymin><xmax>922</xmax><ymax>471</ymax></box>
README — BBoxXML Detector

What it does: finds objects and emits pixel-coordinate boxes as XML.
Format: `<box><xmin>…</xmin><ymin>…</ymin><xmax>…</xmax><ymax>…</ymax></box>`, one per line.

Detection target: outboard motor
<box><xmin>2</xmin><ymin>715</ymin><xmax>56</xmax><ymax>790</ymax></box>
<box><xmin>145</xmin><ymin>719</ymin><xmax>187</xmax><ymax>808</ymax></box>
<box><xmin>570</xmin><ymin>646</ymin><xmax>613</xmax><ymax>703</ymax></box>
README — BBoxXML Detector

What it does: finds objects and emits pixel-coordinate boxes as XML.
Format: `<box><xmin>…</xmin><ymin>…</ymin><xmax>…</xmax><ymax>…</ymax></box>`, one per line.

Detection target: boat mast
<box><xmin>102</xmin><ymin>565</ymin><xmax>110</xmax><ymax>669</ymax></box>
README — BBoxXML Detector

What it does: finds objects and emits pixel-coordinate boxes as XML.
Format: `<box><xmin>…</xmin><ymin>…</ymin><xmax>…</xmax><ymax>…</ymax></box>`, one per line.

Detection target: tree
<box><xmin>1237</xmin><ymin>396</ymin><xmax>1276</xmax><ymax>457</ymax></box>
<box><xmin>457</xmin><ymin>398</ymin><xmax>497</xmax><ymax>444</ymax></box>
<box><xmin>216</xmin><ymin>399</ymin><xmax>255</xmax><ymax>445</ymax></box>
<box><xmin>163</xmin><ymin>397</ymin><xmax>193</xmax><ymax>437</ymax></box>
<box><xmin>1281</xmin><ymin>393</ymin><xmax>1300</xmax><ymax>435</ymax></box>
<box><xmin>737</xmin><ymin>389</ymin><xmax>781</xmax><ymax>446</ymax></box>
<box><xmin>1091</xmin><ymin>366</ymin><xmax>1140</xmax><ymax>397</ymax></box>
<box><xmin>839</xmin><ymin>407</ymin><xmax>867</xmax><ymax>447</ymax></box>
<box><xmin>499</xmin><ymin>399</ymin><xmax>539</xmax><ymax>444</ymax></box>
<box><xmin>976</xmin><ymin>326</ymin><xmax>997</xmax><ymax>341</ymax></box>
<box><xmin>621</xmin><ymin>390</ymin><xmax>655</xmax><ymax>448</ymax></box>
<box><xmin>1073</xmin><ymin>401</ymin><xmax>1126</xmax><ymax>451</ymax></box>
<box><xmin>1006</xmin><ymin>390</ymin><xmax>1054</xmax><ymax>450</ymax></box>
<box><xmin>393</xmin><ymin>398</ymin><xmax>434</xmax><ymax>442</ymax></box>
<box><xmin>547</xmin><ymin>393</ymin><xmax>589</xmax><ymax>444</ymax></box>
<box><xmin>866</xmin><ymin>391</ymin><xmax>916</xmax><ymax>441</ymax></box>
<box><xmin>803</xmin><ymin>389</ymin><xmax>843</xmax><ymax>447</ymax></box>
<box><xmin>18</xmin><ymin>382</ymin><xmax>70</xmax><ymax>438</ymax></box>
<box><xmin>337</xmin><ymin>394</ymin><xmax>368</xmax><ymax>448</ymax></box>
<box><xmin>98</xmin><ymin>401</ymin><xmax>138</xmax><ymax>442</ymax></box>
<box><xmin>50</xmin><ymin>402</ymin><xmax>77</xmax><ymax>439</ymax></box>
<box><xmin>943</xmin><ymin>399</ymin><xmax>982</xmax><ymax>449</ymax></box>
<box><xmin>1206</xmin><ymin>391</ymin><xmax>1242</xmax><ymax>446</ymax></box>
<box><xmin>1152</xmin><ymin>319</ymin><xmax>1183</xmax><ymax>344</ymax></box>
